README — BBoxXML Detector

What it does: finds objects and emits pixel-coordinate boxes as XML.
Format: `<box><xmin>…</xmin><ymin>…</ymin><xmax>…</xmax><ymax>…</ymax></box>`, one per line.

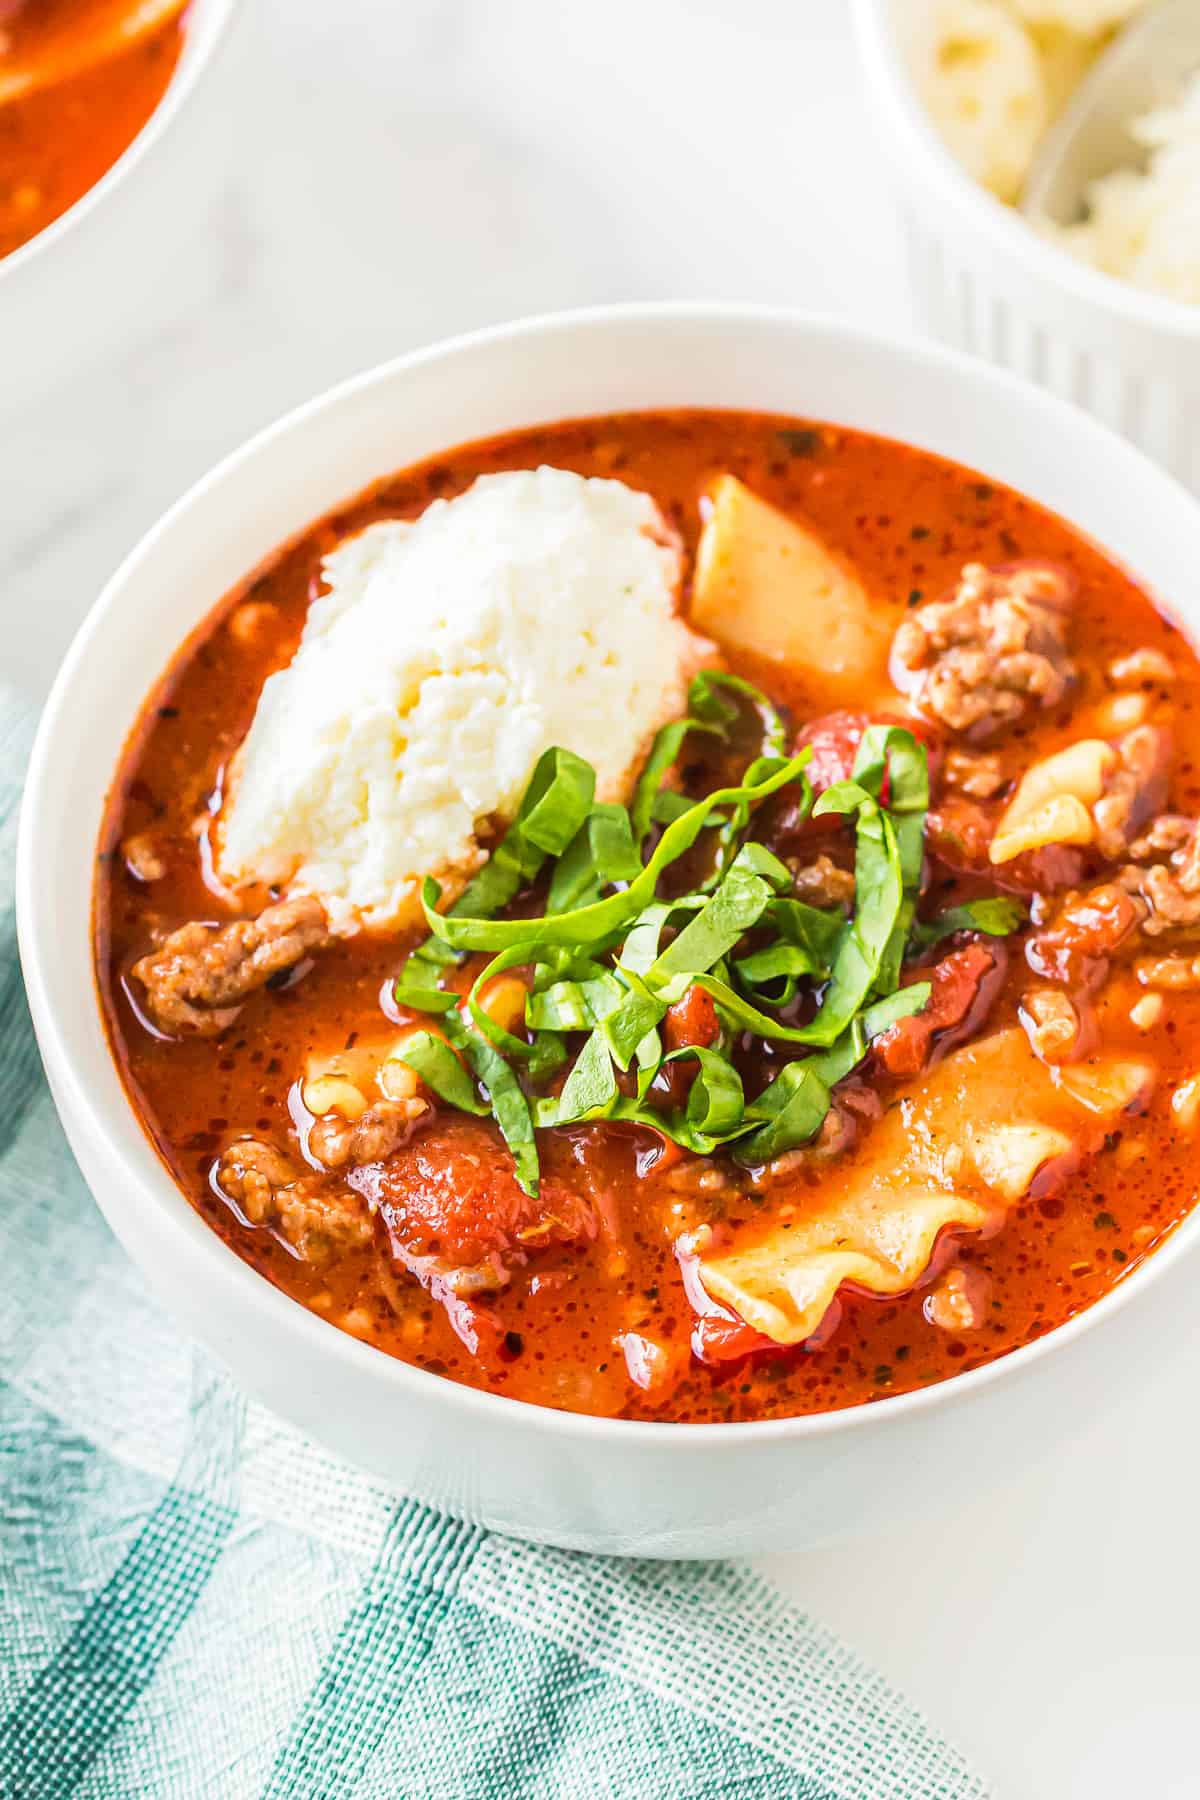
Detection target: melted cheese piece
<box><xmin>698</xmin><ymin>1029</ymin><xmax>1153</xmax><ymax>1347</ymax></box>
<box><xmin>990</xmin><ymin>738</ymin><xmax>1116</xmax><ymax>863</ymax></box>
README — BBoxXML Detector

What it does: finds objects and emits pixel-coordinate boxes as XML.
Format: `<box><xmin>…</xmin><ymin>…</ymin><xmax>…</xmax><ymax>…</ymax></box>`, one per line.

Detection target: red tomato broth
<box><xmin>95</xmin><ymin>409</ymin><xmax>1200</xmax><ymax>1422</ymax></box>
<box><xmin>0</xmin><ymin>0</ymin><xmax>185</xmax><ymax>259</ymax></box>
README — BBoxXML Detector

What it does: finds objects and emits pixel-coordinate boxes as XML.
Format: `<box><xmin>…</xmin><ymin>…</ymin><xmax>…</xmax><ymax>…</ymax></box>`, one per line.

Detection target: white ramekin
<box><xmin>0</xmin><ymin>0</ymin><xmax>240</xmax><ymax>399</ymax></box>
<box><xmin>853</xmin><ymin>0</ymin><xmax>1200</xmax><ymax>494</ymax></box>
<box><xmin>18</xmin><ymin>304</ymin><xmax>1200</xmax><ymax>1556</ymax></box>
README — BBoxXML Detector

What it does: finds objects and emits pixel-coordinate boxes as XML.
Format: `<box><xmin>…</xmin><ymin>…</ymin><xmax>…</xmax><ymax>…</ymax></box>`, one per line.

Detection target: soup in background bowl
<box><xmin>19</xmin><ymin>307</ymin><xmax>1200</xmax><ymax>1555</ymax></box>
<box><xmin>0</xmin><ymin>0</ymin><xmax>236</xmax><ymax>398</ymax></box>
<box><xmin>0</xmin><ymin>0</ymin><xmax>187</xmax><ymax>260</ymax></box>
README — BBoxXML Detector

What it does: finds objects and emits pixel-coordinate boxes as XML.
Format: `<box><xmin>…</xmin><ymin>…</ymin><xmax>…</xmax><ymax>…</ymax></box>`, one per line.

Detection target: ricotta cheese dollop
<box><xmin>218</xmin><ymin>467</ymin><xmax>711</xmax><ymax>932</ymax></box>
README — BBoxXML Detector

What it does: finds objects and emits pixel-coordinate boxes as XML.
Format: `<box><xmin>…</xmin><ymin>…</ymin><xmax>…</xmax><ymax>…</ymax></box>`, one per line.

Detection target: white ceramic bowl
<box><xmin>0</xmin><ymin>0</ymin><xmax>239</xmax><ymax>397</ymax></box>
<box><xmin>853</xmin><ymin>0</ymin><xmax>1200</xmax><ymax>495</ymax></box>
<box><xmin>18</xmin><ymin>304</ymin><xmax>1200</xmax><ymax>1557</ymax></box>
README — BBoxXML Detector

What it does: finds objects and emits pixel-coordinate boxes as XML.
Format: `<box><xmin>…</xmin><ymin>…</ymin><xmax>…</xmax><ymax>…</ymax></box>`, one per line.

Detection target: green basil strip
<box><xmin>397</xmin><ymin>744</ymin><xmax>597</xmax><ymax>995</ymax></box>
<box><xmin>731</xmin><ymin>1061</ymin><xmax>833</xmax><ymax>1166</ymax></box>
<box><xmin>631</xmin><ymin>672</ymin><xmax>786</xmax><ymax>849</ymax></box>
<box><xmin>860</xmin><ymin>982</ymin><xmax>932</xmax><ymax>1037</ymax></box>
<box><xmin>633</xmin><ymin>1025</ymin><xmax>664</xmax><ymax>1100</ymax></box>
<box><xmin>390</xmin><ymin>1030</ymin><xmax>489</xmax><ymax>1117</ymax></box>
<box><xmin>449</xmin><ymin>748</ymin><xmax>583</xmax><ymax>920</ymax></box>
<box><xmin>734</xmin><ymin>898</ymin><xmax>846</xmax><ymax>1002</ymax></box>
<box><xmin>444</xmin><ymin>1015</ymin><xmax>541</xmax><ymax>1197</ymax></box>
<box><xmin>772</xmin><ymin>898</ymin><xmax>845</xmax><ymax>969</ymax></box>
<box><xmin>422</xmin><ymin>753</ymin><xmax>812</xmax><ymax>955</ymax></box>
<box><xmin>698</xmin><ymin>757</ymin><xmax>811</xmax><ymax>894</ymax></box>
<box><xmin>600</xmin><ymin>970</ymin><xmax>668</xmax><ymax>1069</ymax></box>
<box><xmin>526</xmin><ymin>1031</ymin><xmax>568</xmax><ymax>1084</ymax></box>
<box><xmin>729</xmin><ymin>984</ymin><xmax>932</xmax><ymax>1166</ymax></box>
<box><xmin>536</xmin><ymin>1028</ymin><xmax>618</xmax><ymax>1127</ymax></box>
<box><xmin>852</xmin><ymin>724</ymin><xmax>929</xmax><ymax>815</ymax></box>
<box><xmin>631</xmin><ymin>716</ymin><xmax>721</xmax><ymax>844</ymax></box>
<box><xmin>518</xmin><ymin>745</ymin><xmax>598</xmax><ymax>855</ymax></box>
<box><xmin>644</xmin><ymin>857</ymin><xmax>777</xmax><ymax>988</ymax></box>
<box><xmin>731</xmin><ymin>941</ymin><xmax>822</xmax><ymax>1003</ymax></box>
<box><xmin>912</xmin><ymin>897</ymin><xmax>1026</xmax><ymax>949</ymax></box>
<box><xmin>688</xmin><ymin>670</ymin><xmax>789</xmax><ymax>757</ymax></box>
<box><xmin>664</xmin><ymin>1046</ymin><xmax>745</xmax><ymax>1135</ymax></box>
<box><xmin>875</xmin><ymin>892</ymin><xmax>917</xmax><ymax>1000</ymax></box>
<box><xmin>390</xmin><ymin>980</ymin><xmax>460</xmax><ymax>1016</ymax></box>
<box><xmin>813</xmin><ymin>778</ymin><xmax>874</xmax><ymax>819</ymax></box>
<box><xmin>602</xmin><ymin>849</ymin><xmax>790</xmax><ymax>1066</ymax></box>
<box><xmin>695</xmin><ymin>949</ymin><xmax>934</xmax><ymax>1049</ymax></box>
<box><xmin>525</xmin><ymin>972</ymin><xmax>624</xmax><ymax>1033</ymax></box>
<box><xmin>583</xmin><ymin>801</ymin><xmax>640</xmax><ymax>880</ymax></box>
<box><xmin>729</xmin><ymin>841</ymin><xmax>794</xmax><ymax>889</ymax></box>
<box><xmin>854</xmin><ymin>729</ymin><xmax>928</xmax><ymax>996</ymax></box>
<box><xmin>800</xmin><ymin>797</ymin><xmax>904</xmax><ymax>1043</ymax></box>
<box><xmin>690</xmin><ymin>973</ymin><xmax>829</xmax><ymax>1045</ymax></box>
<box><xmin>530</xmin><ymin>947</ymin><xmax>613</xmax><ymax>990</ymax></box>
<box><xmin>604</xmin><ymin>1102</ymin><xmax>726</xmax><ymax>1156</ymax></box>
<box><xmin>652</xmin><ymin>789</ymin><xmax>694</xmax><ymax>826</ymax></box>
<box><xmin>462</xmin><ymin>944</ymin><xmax>537</xmax><ymax>1058</ymax></box>
<box><xmin>620</xmin><ymin>900</ymin><xmax>698</xmax><ymax>977</ymax></box>
<box><xmin>547</xmin><ymin>803</ymin><xmax>640</xmax><ymax>914</ymax></box>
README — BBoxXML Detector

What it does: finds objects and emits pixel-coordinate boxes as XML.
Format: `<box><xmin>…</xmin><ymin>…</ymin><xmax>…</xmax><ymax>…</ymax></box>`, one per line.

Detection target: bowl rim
<box><xmin>0</xmin><ymin>0</ymin><xmax>238</xmax><ymax>287</ymax></box>
<box><xmin>851</xmin><ymin>0</ymin><xmax>1200</xmax><ymax>341</ymax></box>
<box><xmin>18</xmin><ymin>299</ymin><xmax>1200</xmax><ymax>1451</ymax></box>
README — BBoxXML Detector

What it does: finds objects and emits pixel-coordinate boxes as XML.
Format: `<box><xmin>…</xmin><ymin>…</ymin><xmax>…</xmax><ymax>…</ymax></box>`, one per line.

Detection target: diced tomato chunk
<box><xmin>796</xmin><ymin>710</ymin><xmax>872</xmax><ymax>795</ymax></box>
<box><xmin>349</xmin><ymin>1116</ymin><xmax>594</xmax><ymax>1269</ymax></box>
<box><xmin>690</xmin><ymin>1312</ymin><xmax>776</xmax><ymax>1363</ymax></box>
<box><xmin>663</xmin><ymin>984</ymin><xmax>720</xmax><ymax>1053</ymax></box>
<box><xmin>872</xmin><ymin>941</ymin><xmax>1005</xmax><ymax>1078</ymax></box>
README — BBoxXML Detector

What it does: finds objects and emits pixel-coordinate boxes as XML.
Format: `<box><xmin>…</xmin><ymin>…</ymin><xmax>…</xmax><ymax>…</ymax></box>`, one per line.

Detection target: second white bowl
<box><xmin>854</xmin><ymin>0</ymin><xmax>1200</xmax><ymax>495</ymax></box>
<box><xmin>0</xmin><ymin>0</ymin><xmax>240</xmax><ymax>402</ymax></box>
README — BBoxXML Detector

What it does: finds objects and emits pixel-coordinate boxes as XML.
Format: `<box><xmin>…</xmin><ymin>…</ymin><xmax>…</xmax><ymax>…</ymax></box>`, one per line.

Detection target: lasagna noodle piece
<box><xmin>690</xmin><ymin>475</ymin><xmax>892</xmax><ymax>703</ymax></box>
<box><xmin>697</xmin><ymin>1028</ymin><xmax>1154</xmax><ymax>1346</ymax></box>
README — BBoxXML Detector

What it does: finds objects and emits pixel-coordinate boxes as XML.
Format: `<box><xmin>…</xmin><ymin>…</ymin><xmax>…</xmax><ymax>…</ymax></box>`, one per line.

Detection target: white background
<box><xmin>5</xmin><ymin>3</ymin><xmax>1200</xmax><ymax>1794</ymax></box>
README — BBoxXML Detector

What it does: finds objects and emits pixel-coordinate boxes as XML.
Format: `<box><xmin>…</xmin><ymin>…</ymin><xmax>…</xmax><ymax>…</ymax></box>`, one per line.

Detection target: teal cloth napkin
<box><xmin>0</xmin><ymin>684</ymin><xmax>990</xmax><ymax>1800</ymax></box>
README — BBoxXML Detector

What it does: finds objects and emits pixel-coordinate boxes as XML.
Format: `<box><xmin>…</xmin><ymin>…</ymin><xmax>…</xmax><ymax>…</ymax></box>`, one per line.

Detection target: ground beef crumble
<box><xmin>214</xmin><ymin>1139</ymin><xmax>372</xmax><ymax>1263</ymax></box>
<box><xmin>132</xmin><ymin>895</ymin><xmax>330</xmax><ymax>1034</ymax></box>
<box><xmin>891</xmin><ymin>561</ymin><xmax>1075</xmax><ymax>740</ymax></box>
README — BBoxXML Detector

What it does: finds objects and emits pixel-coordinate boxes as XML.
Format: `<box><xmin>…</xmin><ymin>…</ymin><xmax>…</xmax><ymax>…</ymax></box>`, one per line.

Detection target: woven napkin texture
<box><xmin>0</xmin><ymin>685</ymin><xmax>990</xmax><ymax>1800</ymax></box>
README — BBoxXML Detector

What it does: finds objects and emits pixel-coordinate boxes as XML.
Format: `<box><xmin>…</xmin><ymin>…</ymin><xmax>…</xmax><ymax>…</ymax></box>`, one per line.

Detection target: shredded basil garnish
<box><xmin>911</xmin><ymin>896</ymin><xmax>1026</xmax><ymax>949</ymax></box>
<box><xmin>391</xmin><ymin>680</ymin><xmax>1021</xmax><ymax>1196</ymax></box>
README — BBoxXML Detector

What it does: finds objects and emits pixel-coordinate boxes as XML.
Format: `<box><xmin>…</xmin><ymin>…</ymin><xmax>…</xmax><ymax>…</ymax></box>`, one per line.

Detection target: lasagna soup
<box><xmin>96</xmin><ymin>410</ymin><xmax>1200</xmax><ymax>1422</ymax></box>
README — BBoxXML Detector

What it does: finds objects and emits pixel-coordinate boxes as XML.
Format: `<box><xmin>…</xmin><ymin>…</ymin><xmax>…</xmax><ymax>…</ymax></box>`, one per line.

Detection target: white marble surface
<box><xmin>5</xmin><ymin>2</ymin><xmax>1200</xmax><ymax>1795</ymax></box>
